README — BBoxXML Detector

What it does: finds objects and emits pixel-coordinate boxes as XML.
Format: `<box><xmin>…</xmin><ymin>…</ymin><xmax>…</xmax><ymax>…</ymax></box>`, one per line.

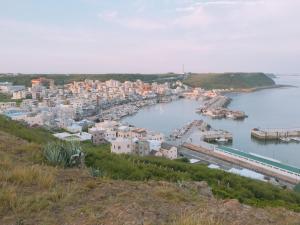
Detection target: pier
<box><xmin>169</xmin><ymin>120</ymin><xmax>233</xmax><ymax>145</ymax></box>
<box><xmin>251</xmin><ymin>128</ymin><xmax>300</xmax><ymax>140</ymax></box>
<box><xmin>202</xmin><ymin>130</ymin><xmax>233</xmax><ymax>142</ymax></box>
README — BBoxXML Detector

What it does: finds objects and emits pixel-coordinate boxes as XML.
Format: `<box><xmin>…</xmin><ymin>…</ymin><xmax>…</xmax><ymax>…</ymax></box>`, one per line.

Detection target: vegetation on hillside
<box><xmin>183</xmin><ymin>73</ymin><xmax>276</xmax><ymax>89</ymax></box>
<box><xmin>0</xmin><ymin>115</ymin><xmax>56</xmax><ymax>144</ymax></box>
<box><xmin>83</xmin><ymin>142</ymin><xmax>300</xmax><ymax>211</ymax></box>
<box><xmin>1</xmin><ymin>118</ymin><xmax>300</xmax><ymax>224</ymax></box>
<box><xmin>0</xmin><ymin>73</ymin><xmax>181</xmax><ymax>86</ymax></box>
<box><xmin>43</xmin><ymin>141</ymin><xmax>84</xmax><ymax>167</ymax></box>
<box><xmin>1</xmin><ymin>116</ymin><xmax>300</xmax><ymax>213</ymax></box>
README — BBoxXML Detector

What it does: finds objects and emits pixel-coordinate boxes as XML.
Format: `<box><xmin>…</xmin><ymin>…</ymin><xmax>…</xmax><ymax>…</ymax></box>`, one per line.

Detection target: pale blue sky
<box><xmin>0</xmin><ymin>0</ymin><xmax>299</xmax><ymax>74</ymax></box>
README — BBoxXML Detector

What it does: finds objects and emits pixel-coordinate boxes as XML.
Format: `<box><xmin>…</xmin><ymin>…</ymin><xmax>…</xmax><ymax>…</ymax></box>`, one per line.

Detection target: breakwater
<box><xmin>197</xmin><ymin>95</ymin><xmax>247</xmax><ymax>120</ymax></box>
<box><xmin>251</xmin><ymin>128</ymin><xmax>300</xmax><ymax>140</ymax></box>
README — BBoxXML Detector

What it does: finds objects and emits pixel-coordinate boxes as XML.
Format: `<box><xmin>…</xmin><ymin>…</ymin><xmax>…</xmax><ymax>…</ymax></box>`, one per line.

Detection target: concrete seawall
<box><xmin>251</xmin><ymin>128</ymin><xmax>300</xmax><ymax>140</ymax></box>
<box><xmin>183</xmin><ymin>143</ymin><xmax>300</xmax><ymax>185</ymax></box>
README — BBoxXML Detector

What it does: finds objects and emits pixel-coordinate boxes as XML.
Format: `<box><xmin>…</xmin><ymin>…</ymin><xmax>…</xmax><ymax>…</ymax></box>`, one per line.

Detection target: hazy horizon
<box><xmin>1</xmin><ymin>0</ymin><xmax>300</xmax><ymax>74</ymax></box>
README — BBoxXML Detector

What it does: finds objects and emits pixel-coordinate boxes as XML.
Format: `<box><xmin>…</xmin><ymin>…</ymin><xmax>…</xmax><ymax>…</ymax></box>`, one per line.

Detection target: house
<box><xmin>53</xmin><ymin>132</ymin><xmax>92</xmax><ymax>142</ymax></box>
<box><xmin>133</xmin><ymin>140</ymin><xmax>150</xmax><ymax>156</ymax></box>
<box><xmin>159</xmin><ymin>142</ymin><xmax>178</xmax><ymax>160</ymax></box>
<box><xmin>131</xmin><ymin>128</ymin><xmax>147</xmax><ymax>138</ymax></box>
<box><xmin>89</xmin><ymin>127</ymin><xmax>107</xmax><ymax>145</ymax></box>
<box><xmin>117</xmin><ymin>125</ymin><xmax>131</xmax><ymax>138</ymax></box>
<box><xmin>146</xmin><ymin>131</ymin><xmax>165</xmax><ymax>142</ymax></box>
<box><xmin>110</xmin><ymin>138</ymin><xmax>135</xmax><ymax>154</ymax></box>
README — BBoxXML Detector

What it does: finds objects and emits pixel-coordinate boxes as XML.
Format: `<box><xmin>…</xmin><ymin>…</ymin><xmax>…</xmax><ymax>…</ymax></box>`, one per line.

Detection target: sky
<box><xmin>0</xmin><ymin>0</ymin><xmax>299</xmax><ymax>74</ymax></box>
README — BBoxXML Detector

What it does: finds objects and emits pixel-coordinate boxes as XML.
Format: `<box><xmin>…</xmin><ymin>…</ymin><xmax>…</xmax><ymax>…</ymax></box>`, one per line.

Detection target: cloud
<box><xmin>97</xmin><ymin>10</ymin><xmax>165</xmax><ymax>31</ymax></box>
<box><xmin>173</xmin><ymin>6</ymin><xmax>212</xmax><ymax>29</ymax></box>
<box><xmin>97</xmin><ymin>10</ymin><xmax>118</xmax><ymax>21</ymax></box>
<box><xmin>194</xmin><ymin>0</ymin><xmax>265</xmax><ymax>5</ymax></box>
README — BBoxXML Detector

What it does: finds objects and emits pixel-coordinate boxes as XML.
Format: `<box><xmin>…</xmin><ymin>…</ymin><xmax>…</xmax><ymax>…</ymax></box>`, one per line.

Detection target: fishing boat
<box><xmin>215</xmin><ymin>137</ymin><xmax>228</xmax><ymax>144</ymax></box>
<box><xmin>279</xmin><ymin>137</ymin><xmax>292</xmax><ymax>143</ymax></box>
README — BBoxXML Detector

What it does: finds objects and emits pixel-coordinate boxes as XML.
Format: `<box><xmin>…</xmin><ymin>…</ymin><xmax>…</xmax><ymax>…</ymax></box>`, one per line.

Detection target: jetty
<box><xmin>251</xmin><ymin>128</ymin><xmax>300</xmax><ymax>141</ymax></box>
<box><xmin>197</xmin><ymin>95</ymin><xmax>247</xmax><ymax>120</ymax></box>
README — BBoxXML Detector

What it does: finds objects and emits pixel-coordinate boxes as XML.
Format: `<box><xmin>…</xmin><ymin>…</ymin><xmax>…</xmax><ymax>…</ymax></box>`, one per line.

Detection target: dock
<box><xmin>182</xmin><ymin>143</ymin><xmax>300</xmax><ymax>185</ymax></box>
<box><xmin>251</xmin><ymin>128</ymin><xmax>300</xmax><ymax>140</ymax></box>
<box><xmin>201</xmin><ymin>130</ymin><xmax>233</xmax><ymax>142</ymax></box>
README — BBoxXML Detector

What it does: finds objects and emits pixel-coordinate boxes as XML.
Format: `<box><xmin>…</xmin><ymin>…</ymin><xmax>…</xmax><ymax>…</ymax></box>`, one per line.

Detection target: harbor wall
<box><xmin>252</xmin><ymin>129</ymin><xmax>300</xmax><ymax>140</ymax></box>
<box><xmin>183</xmin><ymin>143</ymin><xmax>300</xmax><ymax>185</ymax></box>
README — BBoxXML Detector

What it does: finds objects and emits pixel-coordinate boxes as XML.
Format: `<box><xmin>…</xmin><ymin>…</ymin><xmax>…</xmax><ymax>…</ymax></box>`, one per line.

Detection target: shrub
<box><xmin>43</xmin><ymin>141</ymin><xmax>84</xmax><ymax>168</ymax></box>
<box><xmin>294</xmin><ymin>182</ymin><xmax>300</xmax><ymax>193</ymax></box>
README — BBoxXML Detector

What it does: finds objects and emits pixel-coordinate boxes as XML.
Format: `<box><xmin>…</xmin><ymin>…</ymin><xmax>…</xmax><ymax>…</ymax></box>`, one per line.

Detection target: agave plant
<box><xmin>43</xmin><ymin>141</ymin><xmax>84</xmax><ymax>167</ymax></box>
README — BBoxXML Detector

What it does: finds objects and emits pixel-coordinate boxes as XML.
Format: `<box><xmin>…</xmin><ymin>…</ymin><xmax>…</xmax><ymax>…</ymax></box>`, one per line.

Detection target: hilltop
<box><xmin>0</xmin><ymin>73</ymin><xmax>181</xmax><ymax>87</ymax></box>
<box><xmin>0</xmin><ymin>73</ymin><xmax>279</xmax><ymax>91</ymax></box>
<box><xmin>183</xmin><ymin>73</ymin><xmax>276</xmax><ymax>90</ymax></box>
<box><xmin>1</xmin><ymin>116</ymin><xmax>300</xmax><ymax>224</ymax></box>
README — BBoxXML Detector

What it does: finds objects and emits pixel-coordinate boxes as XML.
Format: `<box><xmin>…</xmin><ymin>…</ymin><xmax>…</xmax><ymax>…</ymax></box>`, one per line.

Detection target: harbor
<box><xmin>122</xmin><ymin>75</ymin><xmax>300</xmax><ymax>168</ymax></box>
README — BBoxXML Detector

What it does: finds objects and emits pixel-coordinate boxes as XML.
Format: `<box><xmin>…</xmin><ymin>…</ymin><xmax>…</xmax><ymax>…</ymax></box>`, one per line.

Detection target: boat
<box><xmin>279</xmin><ymin>137</ymin><xmax>292</xmax><ymax>143</ymax></box>
<box><xmin>291</xmin><ymin>137</ymin><xmax>300</xmax><ymax>143</ymax></box>
<box><xmin>215</xmin><ymin>137</ymin><xmax>228</xmax><ymax>144</ymax></box>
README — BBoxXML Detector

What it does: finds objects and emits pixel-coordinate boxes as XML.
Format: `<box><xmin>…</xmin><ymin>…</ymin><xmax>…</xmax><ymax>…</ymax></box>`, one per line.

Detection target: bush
<box><xmin>43</xmin><ymin>141</ymin><xmax>83</xmax><ymax>168</ymax></box>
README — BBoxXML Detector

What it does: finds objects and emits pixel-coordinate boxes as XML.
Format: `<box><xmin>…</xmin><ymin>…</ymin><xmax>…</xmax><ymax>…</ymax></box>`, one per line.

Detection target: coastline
<box><xmin>222</xmin><ymin>84</ymin><xmax>296</xmax><ymax>94</ymax></box>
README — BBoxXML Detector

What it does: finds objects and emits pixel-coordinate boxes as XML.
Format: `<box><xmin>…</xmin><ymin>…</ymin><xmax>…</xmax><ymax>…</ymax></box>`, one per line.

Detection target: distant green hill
<box><xmin>0</xmin><ymin>73</ymin><xmax>182</xmax><ymax>87</ymax></box>
<box><xmin>183</xmin><ymin>73</ymin><xmax>276</xmax><ymax>90</ymax></box>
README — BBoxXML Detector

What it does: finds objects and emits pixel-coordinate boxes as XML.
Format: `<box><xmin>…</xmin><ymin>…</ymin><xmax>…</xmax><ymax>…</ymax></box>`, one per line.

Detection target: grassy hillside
<box><xmin>84</xmin><ymin>143</ymin><xmax>300</xmax><ymax>211</ymax></box>
<box><xmin>1</xmin><ymin>117</ymin><xmax>300</xmax><ymax>224</ymax></box>
<box><xmin>183</xmin><ymin>73</ymin><xmax>276</xmax><ymax>89</ymax></box>
<box><xmin>0</xmin><ymin>116</ymin><xmax>56</xmax><ymax>144</ymax></box>
<box><xmin>0</xmin><ymin>73</ymin><xmax>181</xmax><ymax>86</ymax></box>
<box><xmin>0</xmin><ymin>115</ymin><xmax>300</xmax><ymax>213</ymax></box>
<box><xmin>2</xmin><ymin>131</ymin><xmax>300</xmax><ymax>225</ymax></box>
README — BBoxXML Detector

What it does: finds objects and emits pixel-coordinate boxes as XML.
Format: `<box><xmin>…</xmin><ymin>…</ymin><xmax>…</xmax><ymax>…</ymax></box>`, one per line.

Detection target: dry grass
<box><xmin>0</xmin><ymin>185</ymin><xmax>18</xmax><ymax>214</ymax></box>
<box><xmin>7</xmin><ymin>165</ymin><xmax>55</xmax><ymax>188</ymax></box>
<box><xmin>0</xmin><ymin>157</ymin><xmax>56</xmax><ymax>189</ymax></box>
<box><xmin>171</xmin><ymin>210</ymin><xmax>223</xmax><ymax>225</ymax></box>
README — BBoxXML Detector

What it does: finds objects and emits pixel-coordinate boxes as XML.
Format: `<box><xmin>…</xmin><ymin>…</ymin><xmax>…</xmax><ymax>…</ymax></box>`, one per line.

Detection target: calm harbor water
<box><xmin>123</xmin><ymin>75</ymin><xmax>300</xmax><ymax>167</ymax></box>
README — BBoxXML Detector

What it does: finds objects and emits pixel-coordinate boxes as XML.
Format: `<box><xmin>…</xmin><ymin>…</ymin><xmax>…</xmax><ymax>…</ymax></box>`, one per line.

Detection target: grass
<box><xmin>183</xmin><ymin>73</ymin><xmax>275</xmax><ymax>89</ymax></box>
<box><xmin>170</xmin><ymin>211</ymin><xmax>223</xmax><ymax>225</ymax></box>
<box><xmin>0</xmin><ymin>115</ymin><xmax>56</xmax><ymax>144</ymax></box>
<box><xmin>83</xmin><ymin>142</ymin><xmax>300</xmax><ymax>212</ymax></box>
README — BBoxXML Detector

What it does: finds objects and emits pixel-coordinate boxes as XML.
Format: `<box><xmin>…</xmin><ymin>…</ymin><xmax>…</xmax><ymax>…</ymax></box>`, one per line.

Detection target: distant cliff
<box><xmin>183</xmin><ymin>73</ymin><xmax>276</xmax><ymax>90</ymax></box>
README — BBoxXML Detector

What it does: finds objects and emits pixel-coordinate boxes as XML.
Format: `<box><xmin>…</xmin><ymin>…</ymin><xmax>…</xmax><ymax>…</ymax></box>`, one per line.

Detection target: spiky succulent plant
<box><xmin>43</xmin><ymin>141</ymin><xmax>83</xmax><ymax>167</ymax></box>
